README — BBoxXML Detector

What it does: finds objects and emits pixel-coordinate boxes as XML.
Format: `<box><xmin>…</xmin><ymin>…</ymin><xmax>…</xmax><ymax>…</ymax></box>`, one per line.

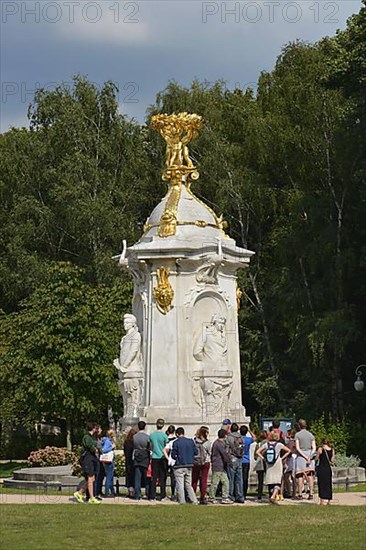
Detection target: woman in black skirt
<box><xmin>316</xmin><ymin>439</ymin><xmax>334</xmax><ymax>505</ymax></box>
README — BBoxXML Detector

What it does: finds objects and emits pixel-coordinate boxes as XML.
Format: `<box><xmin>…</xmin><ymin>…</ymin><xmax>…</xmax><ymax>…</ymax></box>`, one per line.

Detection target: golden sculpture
<box><xmin>149</xmin><ymin>112</ymin><xmax>228</xmax><ymax>238</ymax></box>
<box><xmin>151</xmin><ymin>113</ymin><xmax>202</xmax><ymax>237</ymax></box>
<box><xmin>151</xmin><ymin>113</ymin><xmax>202</xmax><ymax>175</ymax></box>
<box><xmin>153</xmin><ymin>267</ymin><xmax>174</xmax><ymax>314</ymax></box>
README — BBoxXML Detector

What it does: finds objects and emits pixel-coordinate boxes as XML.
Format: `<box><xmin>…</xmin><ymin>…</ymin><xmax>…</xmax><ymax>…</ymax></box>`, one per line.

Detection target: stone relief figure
<box><xmin>113</xmin><ymin>314</ymin><xmax>143</xmax><ymax>418</ymax></box>
<box><xmin>192</xmin><ymin>314</ymin><xmax>233</xmax><ymax>415</ymax></box>
<box><xmin>193</xmin><ymin>314</ymin><xmax>228</xmax><ymax>370</ymax></box>
<box><xmin>194</xmin><ymin>375</ymin><xmax>232</xmax><ymax>416</ymax></box>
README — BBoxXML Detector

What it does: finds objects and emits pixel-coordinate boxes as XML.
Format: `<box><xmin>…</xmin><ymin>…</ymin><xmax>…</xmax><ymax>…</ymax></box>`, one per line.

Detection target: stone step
<box><xmin>3</xmin><ymin>479</ymin><xmax>63</xmax><ymax>490</ymax></box>
<box><xmin>13</xmin><ymin>465</ymin><xmax>74</xmax><ymax>482</ymax></box>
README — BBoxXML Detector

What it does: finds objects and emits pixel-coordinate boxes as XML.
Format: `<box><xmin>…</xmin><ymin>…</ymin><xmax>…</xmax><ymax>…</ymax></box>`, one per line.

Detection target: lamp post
<box><xmin>354</xmin><ymin>365</ymin><xmax>366</xmax><ymax>392</ymax></box>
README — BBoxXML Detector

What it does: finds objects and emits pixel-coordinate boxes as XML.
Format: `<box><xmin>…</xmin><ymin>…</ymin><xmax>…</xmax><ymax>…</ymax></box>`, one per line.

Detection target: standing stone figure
<box><xmin>193</xmin><ymin>314</ymin><xmax>233</xmax><ymax>416</ymax></box>
<box><xmin>114</xmin><ymin>314</ymin><xmax>143</xmax><ymax>419</ymax></box>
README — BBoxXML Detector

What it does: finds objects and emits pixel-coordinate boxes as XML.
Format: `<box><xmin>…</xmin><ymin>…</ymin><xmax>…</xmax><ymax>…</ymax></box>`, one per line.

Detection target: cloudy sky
<box><xmin>1</xmin><ymin>0</ymin><xmax>362</xmax><ymax>132</ymax></box>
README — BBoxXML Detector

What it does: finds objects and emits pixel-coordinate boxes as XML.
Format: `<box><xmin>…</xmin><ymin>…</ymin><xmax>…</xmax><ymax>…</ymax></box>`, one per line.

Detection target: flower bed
<box><xmin>28</xmin><ymin>446</ymin><xmax>76</xmax><ymax>468</ymax></box>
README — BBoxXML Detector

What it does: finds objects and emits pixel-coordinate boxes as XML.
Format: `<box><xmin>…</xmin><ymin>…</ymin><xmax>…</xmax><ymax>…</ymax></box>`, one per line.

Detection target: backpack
<box><xmin>229</xmin><ymin>435</ymin><xmax>244</xmax><ymax>459</ymax></box>
<box><xmin>194</xmin><ymin>439</ymin><xmax>207</xmax><ymax>466</ymax></box>
<box><xmin>273</xmin><ymin>428</ymin><xmax>286</xmax><ymax>445</ymax></box>
<box><xmin>265</xmin><ymin>442</ymin><xmax>278</xmax><ymax>465</ymax></box>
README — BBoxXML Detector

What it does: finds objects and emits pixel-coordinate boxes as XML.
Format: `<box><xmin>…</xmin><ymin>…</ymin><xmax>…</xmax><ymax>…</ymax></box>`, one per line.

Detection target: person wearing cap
<box><xmin>149</xmin><ymin>418</ymin><xmax>169</xmax><ymax>501</ymax></box>
<box><xmin>222</xmin><ymin>419</ymin><xmax>232</xmax><ymax>434</ymax></box>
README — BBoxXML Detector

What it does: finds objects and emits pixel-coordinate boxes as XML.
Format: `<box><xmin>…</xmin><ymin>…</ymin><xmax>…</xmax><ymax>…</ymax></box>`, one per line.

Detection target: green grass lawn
<box><xmin>0</xmin><ymin>462</ymin><xmax>27</xmax><ymax>478</ymax></box>
<box><xmin>0</xmin><ymin>505</ymin><xmax>365</xmax><ymax>550</ymax></box>
<box><xmin>334</xmin><ymin>482</ymin><xmax>366</xmax><ymax>493</ymax></box>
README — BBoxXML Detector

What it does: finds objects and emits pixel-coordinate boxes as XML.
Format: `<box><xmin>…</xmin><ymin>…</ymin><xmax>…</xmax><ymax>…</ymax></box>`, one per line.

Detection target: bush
<box><xmin>310</xmin><ymin>414</ymin><xmax>349</xmax><ymax>455</ymax></box>
<box><xmin>334</xmin><ymin>453</ymin><xmax>361</xmax><ymax>468</ymax></box>
<box><xmin>28</xmin><ymin>446</ymin><xmax>75</xmax><ymax>467</ymax></box>
<box><xmin>348</xmin><ymin>422</ymin><xmax>366</xmax><ymax>467</ymax></box>
<box><xmin>71</xmin><ymin>445</ymin><xmax>82</xmax><ymax>477</ymax></box>
<box><xmin>114</xmin><ymin>453</ymin><xmax>126</xmax><ymax>477</ymax></box>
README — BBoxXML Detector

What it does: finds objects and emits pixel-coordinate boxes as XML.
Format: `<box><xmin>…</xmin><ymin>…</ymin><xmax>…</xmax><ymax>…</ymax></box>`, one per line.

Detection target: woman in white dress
<box><xmin>256</xmin><ymin>431</ymin><xmax>291</xmax><ymax>504</ymax></box>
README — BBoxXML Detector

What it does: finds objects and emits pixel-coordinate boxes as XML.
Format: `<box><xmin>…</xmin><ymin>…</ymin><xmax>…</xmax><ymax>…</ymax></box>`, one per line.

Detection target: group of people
<box><xmin>74</xmin><ymin>417</ymin><xmax>334</xmax><ymax>506</ymax></box>
<box><xmin>254</xmin><ymin>418</ymin><xmax>334</xmax><ymax>505</ymax></box>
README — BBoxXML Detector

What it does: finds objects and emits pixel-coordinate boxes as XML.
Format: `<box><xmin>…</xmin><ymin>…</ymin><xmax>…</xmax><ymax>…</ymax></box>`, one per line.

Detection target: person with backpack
<box><xmin>208</xmin><ymin>429</ymin><xmax>232</xmax><ymax>504</ymax></box>
<box><xmin>226</xmin><ymin>422</ymin><xmax>245</xmax><ymax>503</ymax></box>
<box><xmin>133</xmin><ymin>421</ymin><xmax>151</xmax><ymax>501</ymax></box>
<box><xmin>256</xmin><ymin>431</ymin><xmax>291</xmax><ymax>504</ymax></box>
<box><xmin>240</xmin><ymin>424</ymin><xmax>256</xmax><ymax>500</ymax></box>
<box><xmin>192</xmin><ymin>426</ymin><xmax>211</xmax><ymax>505</ymax></box>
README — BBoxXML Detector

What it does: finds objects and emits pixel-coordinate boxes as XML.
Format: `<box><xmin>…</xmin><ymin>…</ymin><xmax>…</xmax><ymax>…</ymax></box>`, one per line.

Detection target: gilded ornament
<box><xmin>153</xmin><ymin>267</ymin><xmax>174</xmax><ymax>314</ymax></box>
<box><xmin>236</xmin><ymin>287</ymin><xmax>243</xmax><ymax>311</ymax></box>
<box><xmin>150</xmin><ymin>112</ymin><xmax>229</xmax><ymax>238</ymax></box>
<box><xmin>151</xmin><ymin>112</ymin><xmax>202</xmax><ymax>176</ymax></box>
<box><xmin>143</xmin><ymin>218</ymin><xmax>151</xmax><ymax>233</ymax></box>
<box><xmin>151</xmin><ymin>113</ymin><xmax>203</xmax><ymax>238</ymax></box>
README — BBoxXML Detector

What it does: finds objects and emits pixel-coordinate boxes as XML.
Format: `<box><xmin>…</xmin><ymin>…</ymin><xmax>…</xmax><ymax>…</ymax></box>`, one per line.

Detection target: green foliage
<box><xmin>310</xmin><ymin>415</ymin><xmax>350</xmax><ymax>455</ymax></box>
<box><xmin>0</xmin><ymin>262</ymin><xmax>131</xmax><ymax>434</ymax></box>
<box><xmin>0</xmin><ymin>5</ymin><xmax>365</xmax><ymax>447</ymax></box>
<box><xmin>0</xmin><ymin>462</ymin><xmax>28</xmax><ymax>478</ymax></box>
<box><xmin>0</xmin><ymin>76</ymin><xmax>154</xmax><ymax>311</ymax></box>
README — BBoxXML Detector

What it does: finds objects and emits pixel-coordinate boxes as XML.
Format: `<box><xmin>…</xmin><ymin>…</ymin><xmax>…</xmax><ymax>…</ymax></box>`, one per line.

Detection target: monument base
<box><xmin>119</xmin><ymin>406</ymin><xmax>250</xmax><ymax>439</ymax></box>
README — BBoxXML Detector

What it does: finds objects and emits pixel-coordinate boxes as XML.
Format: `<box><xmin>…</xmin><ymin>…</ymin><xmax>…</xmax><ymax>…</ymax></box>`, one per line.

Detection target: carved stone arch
<box><xmin>192</xmin><ymin>290</ymin><xmax>227</xmax><ymax>325</ymax></box>
<box><xmin>184</xmin><ymin>286</ymin><xmax>231</xmax><ymax>317</ymax></box>
<box><xmin>190</xmin><ymin>291</ymin><xmax>232</xmax><ymax>414</ymax></box>
<box><xmin>191</xmin><ymin>291</ymin><xmax>227</xmax><ymax>363</ymax></box>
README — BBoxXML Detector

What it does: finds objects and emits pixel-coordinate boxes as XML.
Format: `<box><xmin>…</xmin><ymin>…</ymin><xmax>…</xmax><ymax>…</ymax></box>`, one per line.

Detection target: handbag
<box><xmin>100</xmin><ymin>450</ymin><xmax>114</xmax><ymax>463</ymax></box>
<box><xmin>315</xmin><ymin>447</ymin><xmax>332</xmax><ymax>474</ymax></box>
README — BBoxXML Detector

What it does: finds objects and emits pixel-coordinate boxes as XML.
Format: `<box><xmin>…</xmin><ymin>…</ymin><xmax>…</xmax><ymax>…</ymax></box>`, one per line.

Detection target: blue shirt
<box><xmin>171</xmin><ymin>437</ymin><xmax>197</xmax><ymax>468</ymax></box>
<box><xmin>242</xmin><ymin>435</ymin><xmax>254</xmax><ymax>464</ymax></box>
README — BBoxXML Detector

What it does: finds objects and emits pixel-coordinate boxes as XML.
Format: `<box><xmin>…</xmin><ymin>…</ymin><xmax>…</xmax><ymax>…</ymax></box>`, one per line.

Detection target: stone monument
<box><xmin>115</xmin><ymin>112</ymin><xmax>254</xmax><ymax>433</ymax></box>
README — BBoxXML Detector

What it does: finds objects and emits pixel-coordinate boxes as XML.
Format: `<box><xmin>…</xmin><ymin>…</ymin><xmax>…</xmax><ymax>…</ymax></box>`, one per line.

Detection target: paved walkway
<box><xmin>1</xmin><ymin>492</ymin><xmax>365</xmax><ymax>506</ymax></box>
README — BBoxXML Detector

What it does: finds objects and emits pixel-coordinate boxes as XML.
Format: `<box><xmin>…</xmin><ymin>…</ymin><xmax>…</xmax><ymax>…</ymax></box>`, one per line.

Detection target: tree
<box><xmin>0</xmin><ymin>262</ymin><xmax>131</xmax><ymax>448</ymax></box>
<box><xmin>0</xmin><ymin>76</ymin><xmax>156</xmax><ymax>311</ymax></box>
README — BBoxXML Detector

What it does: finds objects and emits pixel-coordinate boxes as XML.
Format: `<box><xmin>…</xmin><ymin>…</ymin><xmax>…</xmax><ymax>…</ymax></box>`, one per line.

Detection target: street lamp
<box><xmin>354</xmin><ymin>365</ymin><xmax>366</xmax><ymax>392</ymax></box>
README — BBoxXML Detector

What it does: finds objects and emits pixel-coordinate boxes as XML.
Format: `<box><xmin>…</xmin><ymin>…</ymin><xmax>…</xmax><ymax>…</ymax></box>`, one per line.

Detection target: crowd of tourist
<box><xmin>73</xmin><ymin>417</ymin><xmax>334</xmax><ymax>505</ymax></box>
